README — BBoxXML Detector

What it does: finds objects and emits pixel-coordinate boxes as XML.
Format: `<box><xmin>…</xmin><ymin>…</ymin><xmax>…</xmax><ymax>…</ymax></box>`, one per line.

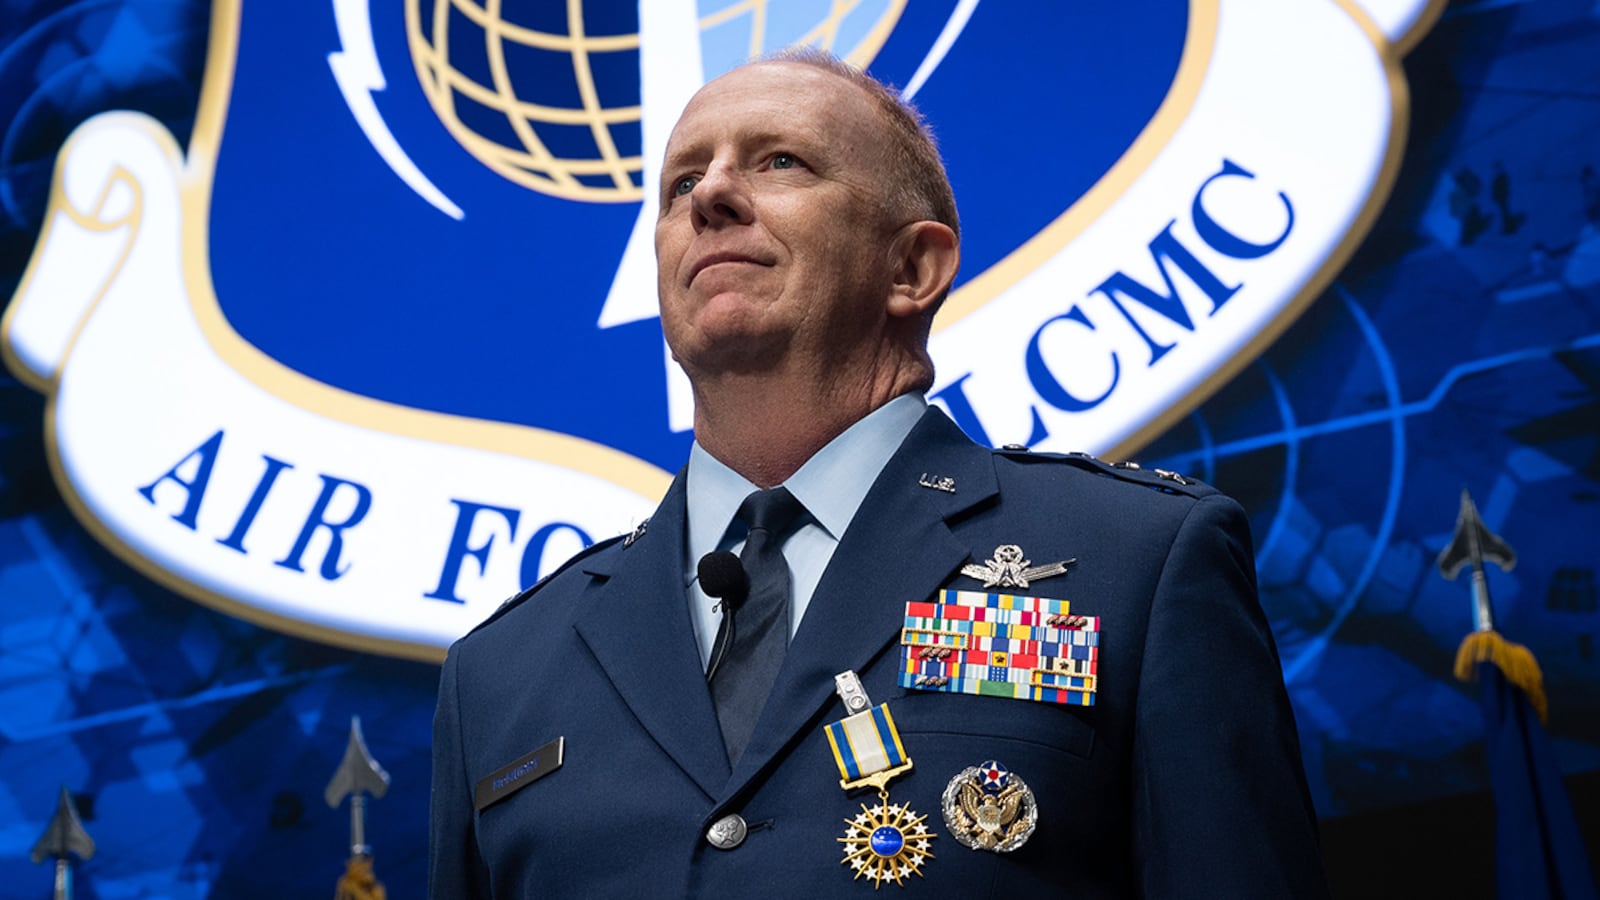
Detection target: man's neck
<box><xmin>690</xmin><ymin>364</ymin><xmax>924</xmax><ymax>488</ymax></box>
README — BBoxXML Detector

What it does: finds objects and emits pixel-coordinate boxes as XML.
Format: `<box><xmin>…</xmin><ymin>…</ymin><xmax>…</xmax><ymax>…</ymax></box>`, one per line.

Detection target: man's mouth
<box><xmin>688</xmin><ymin>252</ymin><xmax>770</xmax><ymax>284</ymax></box>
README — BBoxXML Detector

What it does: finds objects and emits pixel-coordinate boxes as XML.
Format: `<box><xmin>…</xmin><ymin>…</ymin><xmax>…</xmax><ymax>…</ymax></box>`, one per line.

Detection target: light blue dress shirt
<box><xmin>683</xmin><ymin>393</ymin><xmax>927</xmax><ymax>667</ymax></box>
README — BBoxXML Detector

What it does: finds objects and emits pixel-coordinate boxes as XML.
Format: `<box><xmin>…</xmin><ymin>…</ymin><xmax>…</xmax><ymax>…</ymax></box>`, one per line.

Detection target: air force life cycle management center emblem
<box><xmin>3</xmin><ymin>0</ymin><xmax>1440</xmax><ymax>660</ymax></box>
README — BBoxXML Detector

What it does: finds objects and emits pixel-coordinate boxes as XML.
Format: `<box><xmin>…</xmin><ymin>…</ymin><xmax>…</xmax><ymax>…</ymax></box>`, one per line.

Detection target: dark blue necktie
<box><xmin>710</xmin><ymin>487</ymin><xmax>806</xmax><ymax>766</ymax></box>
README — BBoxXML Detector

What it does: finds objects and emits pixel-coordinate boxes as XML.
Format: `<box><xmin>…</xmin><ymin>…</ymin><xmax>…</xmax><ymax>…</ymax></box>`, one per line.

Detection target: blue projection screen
<box><xmin>0</xmin><ymin>0</ymin><xmax>1596</xmax><ymax>895</ymax></box>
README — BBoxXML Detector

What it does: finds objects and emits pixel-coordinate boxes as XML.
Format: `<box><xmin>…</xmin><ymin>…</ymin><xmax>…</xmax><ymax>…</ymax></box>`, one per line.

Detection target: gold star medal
<box><xmin>826</xmin><ymin>671</ymin><xmax>935</xmax><ymax>888</ymax></box>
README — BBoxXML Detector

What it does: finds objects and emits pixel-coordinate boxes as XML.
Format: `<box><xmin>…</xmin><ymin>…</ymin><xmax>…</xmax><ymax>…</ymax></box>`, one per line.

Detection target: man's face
<box><xmin>654</xmin><ymin>62</ymin><xmax>901</xmax><ymax>379</ymax></box>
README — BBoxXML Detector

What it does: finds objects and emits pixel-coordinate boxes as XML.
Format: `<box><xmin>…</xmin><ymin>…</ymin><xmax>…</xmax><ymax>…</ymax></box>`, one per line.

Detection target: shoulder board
<box><xmin>992</xmin><ymin>444</ymin><xmax>1218</xmax><ymax>499</ymax></box>
<box><xmin>464</xmin><ymin>531</ymin><xmax>629</xmax><ymax>638</ymax></box>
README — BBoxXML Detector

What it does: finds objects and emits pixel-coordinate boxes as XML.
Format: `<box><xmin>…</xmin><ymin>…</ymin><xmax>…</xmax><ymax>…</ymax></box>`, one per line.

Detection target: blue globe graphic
<box><xmin>869</xmin><ymin>824</ymin><xmax>905</xmax><ymax>858</ymax></box>
<box><xmin>406</xmin><ymin>0</ymin><xmax>905</xmax><ymax>201</ymax></box>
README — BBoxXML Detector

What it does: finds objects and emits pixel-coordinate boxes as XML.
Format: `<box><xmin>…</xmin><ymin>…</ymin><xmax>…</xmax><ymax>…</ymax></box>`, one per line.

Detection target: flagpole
<box><xmin>1438</xmin><ymin>488</ymin><xmax>1597</xmax><ymax>899</ymax></box>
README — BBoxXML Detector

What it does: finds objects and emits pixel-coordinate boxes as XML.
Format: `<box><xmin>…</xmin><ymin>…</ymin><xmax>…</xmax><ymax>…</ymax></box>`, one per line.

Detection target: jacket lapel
<box><xmin>728</xmin><ymin>409</ymin><xmax>998</xmax><ymax>792</ymax></box>
<box><xmin>572</xmin><ymin>474</ymin><xmax>731</xmax><ymax>799</ymax></box>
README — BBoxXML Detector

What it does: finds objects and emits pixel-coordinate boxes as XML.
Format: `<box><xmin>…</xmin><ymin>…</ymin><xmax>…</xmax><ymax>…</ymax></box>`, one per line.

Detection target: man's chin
<box><xmin>675</xmin><ymin>334</ymin><xmax>793</xmax><ymax>380</ymax></box>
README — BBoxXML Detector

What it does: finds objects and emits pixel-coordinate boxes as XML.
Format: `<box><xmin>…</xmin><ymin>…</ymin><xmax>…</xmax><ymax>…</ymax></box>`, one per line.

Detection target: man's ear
<box><xmin>886</xmin><ymin>220</ymin><xmax>960</xmax><ymax>319</ymax></box>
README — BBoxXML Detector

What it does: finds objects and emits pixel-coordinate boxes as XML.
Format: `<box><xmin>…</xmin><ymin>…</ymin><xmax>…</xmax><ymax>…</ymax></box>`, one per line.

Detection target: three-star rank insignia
<box><xmin>960</xmin><ymin>544</ymin><xmax>1075</xmax><ymax>589</ymax></box>
<box><xmin>942</xmin><ymin>760</ymin><xmax>1037</xmax><ymax>853</ymax></box>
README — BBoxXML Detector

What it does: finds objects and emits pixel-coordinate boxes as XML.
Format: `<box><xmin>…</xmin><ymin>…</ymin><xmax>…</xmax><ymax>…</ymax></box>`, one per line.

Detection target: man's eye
<box><xmin>672</xmin><ymin>175</ymin><xmax>698</xmax><ymax>197</ymax></box>
<box><xmin>772</xmin><ymin>153</ymin><xmax>799</xmax><ymax>170</ymax></box>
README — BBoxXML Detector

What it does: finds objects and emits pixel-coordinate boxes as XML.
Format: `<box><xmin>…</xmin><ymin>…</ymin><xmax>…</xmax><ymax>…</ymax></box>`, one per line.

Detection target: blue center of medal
<box><xmin>870</xmin><ymin>826</ymin><xmax>904</xmax><ymax>858</ymax></box>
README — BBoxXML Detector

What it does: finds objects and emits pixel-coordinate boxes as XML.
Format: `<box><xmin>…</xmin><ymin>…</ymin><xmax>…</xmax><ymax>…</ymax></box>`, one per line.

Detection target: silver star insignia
<box><xmin>961</xmin><ymin>544</ymin><xmax>1076</xmax><ymax>589</ymax></box>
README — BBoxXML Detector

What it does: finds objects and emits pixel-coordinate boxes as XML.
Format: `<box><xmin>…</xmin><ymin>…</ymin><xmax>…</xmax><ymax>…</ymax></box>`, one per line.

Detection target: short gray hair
<box><xmin>763</xmin><ymin>48</ymin><xmax>960</xmax><ymax>240</ymax></box>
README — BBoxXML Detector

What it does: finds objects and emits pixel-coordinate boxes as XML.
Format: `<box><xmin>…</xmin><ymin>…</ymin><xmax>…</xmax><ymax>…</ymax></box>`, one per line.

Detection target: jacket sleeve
<box><xmin>429</xmin><ymin>643</ymin><xmax>493</xmax><ymax>899</ymax></box>
<box><xmin>1131</xmin><ymin>493</ymin><xmax>1331</xmax><ymax>898</ymax></box>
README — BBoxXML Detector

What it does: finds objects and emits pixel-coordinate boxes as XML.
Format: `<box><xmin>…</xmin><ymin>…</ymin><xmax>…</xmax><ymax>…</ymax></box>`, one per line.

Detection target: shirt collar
<box><xmin>685</xmin><ymin>393</ymin><xmax>927</xmax><ymax>573</ymax></box>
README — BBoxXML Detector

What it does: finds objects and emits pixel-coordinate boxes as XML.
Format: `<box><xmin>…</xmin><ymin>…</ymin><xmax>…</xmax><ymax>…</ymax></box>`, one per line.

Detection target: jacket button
<box><xmin>705</xmin><ymin>813</ymin><xmax>748</xmax><ymax>850</ymax></box>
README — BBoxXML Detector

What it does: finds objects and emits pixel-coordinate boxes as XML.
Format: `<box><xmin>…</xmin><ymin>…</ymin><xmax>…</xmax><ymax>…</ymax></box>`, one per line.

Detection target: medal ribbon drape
<box><xmin>825</xmin><ymin>674</ymin><xmax>934</xmax><ymax>887</ymax></box>
<box><xmin>824</xmin><ymin>704</ymin><xmax>909</xmax><ymax>784</ymax></box>
<box><xmin>710</xmin><ymin>487</ymin><xmax>807</xmax><ymax>765</ymax></box>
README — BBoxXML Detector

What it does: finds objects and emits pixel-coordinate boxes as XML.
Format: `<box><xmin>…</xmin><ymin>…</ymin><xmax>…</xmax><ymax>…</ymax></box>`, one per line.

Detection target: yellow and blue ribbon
<box><xmin>825</xmin><ymin>703</ymin><xmax>908</xmax><ymax>783</ymax></box>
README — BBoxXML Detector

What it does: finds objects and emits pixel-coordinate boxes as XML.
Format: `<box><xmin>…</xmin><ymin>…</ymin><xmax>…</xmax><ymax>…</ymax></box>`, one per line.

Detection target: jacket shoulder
<box><xmin>990</xmin><ymin>444</ymin><xmax>1221</xmax><ymax>500</ymax></box>
<box><xmin>461</xmin><ymin>530</ymin><xmax>631</xmax><ymax>639</ymax></box>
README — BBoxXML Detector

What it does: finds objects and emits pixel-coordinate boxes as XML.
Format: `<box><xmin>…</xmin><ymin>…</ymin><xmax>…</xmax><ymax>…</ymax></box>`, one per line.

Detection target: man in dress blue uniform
<box><xmin>430</xmin><ymin>52</ymin><xmax>1330</xmax><ymax>898</ymax></box>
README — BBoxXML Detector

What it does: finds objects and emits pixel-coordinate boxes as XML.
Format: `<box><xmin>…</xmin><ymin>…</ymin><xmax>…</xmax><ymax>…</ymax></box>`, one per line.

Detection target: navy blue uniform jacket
<box><xmin>430</xmin><ymin>408</ymin><xmax>1329</xmax><ymax>898</ymax></box>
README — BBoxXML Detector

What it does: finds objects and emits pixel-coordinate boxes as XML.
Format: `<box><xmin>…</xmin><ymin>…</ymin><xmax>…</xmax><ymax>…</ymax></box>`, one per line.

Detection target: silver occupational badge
<box><xmin>960</xmin><ymin>545</ymin><xmax>1075</xmax><ymax>589</ymax></box>
<box><xmin>941</xmin><ymin>760</ymin><xmax>1037</xmax><ymax>853</ymax></box>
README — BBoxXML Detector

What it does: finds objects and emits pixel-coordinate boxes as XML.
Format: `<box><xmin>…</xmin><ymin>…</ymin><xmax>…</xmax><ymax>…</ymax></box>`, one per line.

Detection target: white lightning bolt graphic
<box><xmin>329</xmin><ymin>0</ymin><xmax>464</xmax><ymax>220</ymax></box>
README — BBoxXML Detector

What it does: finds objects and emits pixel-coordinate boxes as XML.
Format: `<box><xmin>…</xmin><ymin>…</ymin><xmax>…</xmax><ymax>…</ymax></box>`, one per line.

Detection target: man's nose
<box><xmin>690</xmin><ymin>164</ymin><xmax>754</xmax><ymax>230</ymax></box>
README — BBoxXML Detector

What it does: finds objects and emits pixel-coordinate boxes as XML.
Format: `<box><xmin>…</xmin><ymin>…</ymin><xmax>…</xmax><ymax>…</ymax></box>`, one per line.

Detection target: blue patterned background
<box><xmin>1</xmin><ymin>0</ymin><xmax>1597</xmax><ymax>896</ymax></box>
